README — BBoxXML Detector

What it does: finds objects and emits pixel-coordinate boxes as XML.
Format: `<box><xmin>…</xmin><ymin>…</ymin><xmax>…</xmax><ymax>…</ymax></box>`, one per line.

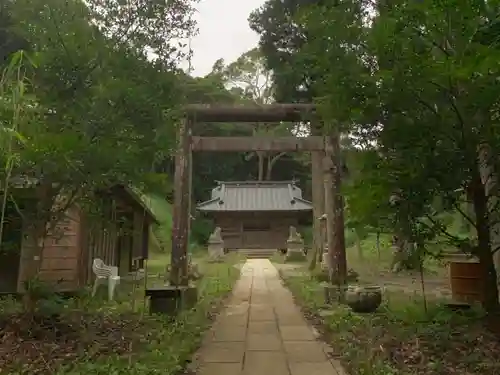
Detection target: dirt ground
<box><xmin>0</xmin><ymin>310</ymin><xmax>147</xmax><ymax>374</ymax></box>
<box><xmin>275</xmin><ymin>246</ymin><xmax>452</xmax><ymax>301</ymax></box>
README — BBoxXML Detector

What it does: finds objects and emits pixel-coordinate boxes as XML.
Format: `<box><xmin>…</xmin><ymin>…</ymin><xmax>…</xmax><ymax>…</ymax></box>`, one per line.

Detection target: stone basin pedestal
<box><xmin>145</xmin><ymin>285</ymin><xmax>198</xmax><ymax>316</ymax></box>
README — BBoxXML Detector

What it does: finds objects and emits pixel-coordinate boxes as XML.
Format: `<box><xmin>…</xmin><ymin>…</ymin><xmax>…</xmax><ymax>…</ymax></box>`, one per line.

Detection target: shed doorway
<box><xmin>116</xmin><ymin>212</ymin><xmax>134</xmax><ymax>276</ymax></box>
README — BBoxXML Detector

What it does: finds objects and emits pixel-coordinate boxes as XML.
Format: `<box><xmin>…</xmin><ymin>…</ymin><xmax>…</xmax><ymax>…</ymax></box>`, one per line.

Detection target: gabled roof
<box><xmin>109</xmin><ymin>185</ymin><xmax>161</xmax><ymax>225</ymax></box>
<box><xmin>196</xmin><ymin>181</ymin><xmax>313</xmax><ymax>212</ymax></box>
<box><xmin>3</xmin><ymin>176</ymin><xmax>161</xmax><ymax>224</ymax></box>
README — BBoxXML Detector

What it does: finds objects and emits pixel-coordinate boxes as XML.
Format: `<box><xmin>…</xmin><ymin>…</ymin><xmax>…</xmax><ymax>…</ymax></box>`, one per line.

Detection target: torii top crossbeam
<box><xmin>184</xmin><ymin>103</ymin><xmax>317</xmax><ymax>123</ymax></box>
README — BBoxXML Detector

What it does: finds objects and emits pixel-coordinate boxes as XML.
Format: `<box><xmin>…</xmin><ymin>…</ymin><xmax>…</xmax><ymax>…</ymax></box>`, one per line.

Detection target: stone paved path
<box><xmin>195</xmin><ymin>259</ymin><xmax>347</xmax><ymax>375</ymax></box>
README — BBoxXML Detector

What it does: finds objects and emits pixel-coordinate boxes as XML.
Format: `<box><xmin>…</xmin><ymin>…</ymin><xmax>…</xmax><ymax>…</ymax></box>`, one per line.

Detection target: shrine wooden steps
<box><xmin>238</xmin><ymin>249</ymin><xmax>276</xmax><ymax>259</ymax></box>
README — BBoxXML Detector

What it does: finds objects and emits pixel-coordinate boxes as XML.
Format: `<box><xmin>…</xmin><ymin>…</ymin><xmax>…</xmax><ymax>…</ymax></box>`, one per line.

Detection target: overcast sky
<box><xmin>183</xmin><ymin>0</ymin><xmax>265</xmax><ymax>77</ymax></box>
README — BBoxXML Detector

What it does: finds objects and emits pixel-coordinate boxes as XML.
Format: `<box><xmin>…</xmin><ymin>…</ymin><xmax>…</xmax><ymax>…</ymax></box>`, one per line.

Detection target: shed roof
<box><xmin>196</xmin><ymin>181</ymin><xmax>313</xmax><ymax>212</ymax></box>
<box><xmin>3</xmin><ymin>176</ymin><xmax>161</xmax><ymax>224</ymax></box>
<box><xmin>109</xmin><ymin>185</ymin><xmax>161</xmax><ymax>225</ymax></box>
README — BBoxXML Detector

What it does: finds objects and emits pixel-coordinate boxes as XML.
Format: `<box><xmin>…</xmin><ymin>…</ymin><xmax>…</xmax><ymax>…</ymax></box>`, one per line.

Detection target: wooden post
<box><xmin>310</xmin><ymin>120</ymin><xmax>325</xmax><ymax>269</ymax></box>
<box><xmin>325</xmin><ymin>134</ymin><xmax>347</xmax><ymax>286</ymax></box>
<box><xmin>170</xmin><ymin>118</ymin><xmax>192</xmax><ymax>286</ymax></box>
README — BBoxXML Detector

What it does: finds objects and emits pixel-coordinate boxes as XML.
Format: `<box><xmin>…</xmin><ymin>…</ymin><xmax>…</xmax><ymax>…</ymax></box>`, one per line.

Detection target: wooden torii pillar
<box><xmin>169</xmin><ymin>104</ymin><xmax>346</xmax><ymax>288</ymax></box>
<box><xmin>169</xmin><ymin>117</ymin><xmax>192</xmax><ymax>286</ymax></box>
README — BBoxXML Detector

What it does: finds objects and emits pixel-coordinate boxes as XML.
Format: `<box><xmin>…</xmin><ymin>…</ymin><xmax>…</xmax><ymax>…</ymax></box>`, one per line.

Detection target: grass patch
<box><xmin>142</xmin><ymin>193</ymin><xmax>172</xmax><ymax>253</ymax></box>
<box><xmin>346</xmin><ymin>233</ymin><xmax>446</xmax><ymax>278</ymax></box>
<box><xmin>0</xmin><ymin>253</ymin><xmax>243</xmax><ymax>375</ymax></box>
<box><xmin>271</xmin><ymin>249</ymin><xmax>316</xmax><ymax>265</ymax></box>
<box><xmin>275</xmin><ymin>232</ymin><xmax>450</xmax><ymax>297</ymax></box>
<box><xmin>270</xmin><ymin>252</ymin><xmax>287</xmax><ymax>264</ymax></box>
<box><xmin>282</xmin><ymin>272</ymin><xmax>500</xmax><ymax>375</ymax></box>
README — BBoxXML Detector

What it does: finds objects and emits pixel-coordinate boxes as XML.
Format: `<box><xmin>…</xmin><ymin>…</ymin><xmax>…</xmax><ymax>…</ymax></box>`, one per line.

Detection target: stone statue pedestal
<box><xmin>208</xmin><ymin>227</ymin><xmax>224</xmax><ymax>262</ymax></box>
<box><xmin>285</xmin><ymin>226</ymin><xmax>306</xmax><ymax>262</ymax></box>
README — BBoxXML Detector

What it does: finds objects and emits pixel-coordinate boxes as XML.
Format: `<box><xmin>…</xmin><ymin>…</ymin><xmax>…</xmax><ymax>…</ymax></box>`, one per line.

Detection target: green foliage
<box><xmin>142</xmin><ymin>193</ymin><xmax>173</xmax><ymax>252</ymax></box>
<box><xmin>213</xmin><ymin>47</ymin><xmax>274</xmax><ymax>103</ymax></box>
<box><xmin>191</xmin><ymin>216</ymin><xmax>213</xmax><ymax>246</ymax></box>
<box><xmin>0</xmin><ymin>0</ymin><xmax>196</xmax><ymax>274</ymax></box>
<box><xmin>0</xmin><ymin>254</ymin><xmax>243</xmax><ymax>375</ymax></box>
<box><xmin>249</xmin><ymin>0</ymin><xmax>316</xmax><ymax>102</ymax></box>
<box><xmin>301</xmin><ymin>226</ymin><xmax>312</xmax><ymax>246</ymax></box>
<box><xmin>279</xmin><ymin>0</ymin><xmax>500</xmax><ymax>283</ymax></box>
<box><xmin>282</xmin><ymin>272</ymin><xmax>493</xmax><ymax>375</ymax></box>
<box><xmin>1</xmin><ymin>0</ymin><xmax>194</xmax><ymax>191</ymax></box>
<box><xmin>62</xmin><ymin>256</ymin><xmax>242</xmax><ymax>375</ymax></box>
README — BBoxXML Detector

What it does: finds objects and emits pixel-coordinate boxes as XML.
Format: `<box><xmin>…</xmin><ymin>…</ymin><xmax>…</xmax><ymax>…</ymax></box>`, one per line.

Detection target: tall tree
<box><xmin>249</xmin><ymin>0</ymin><xmax>323</xmax><ymax>103</ymax></box>
<box><xmin>1</xmin><ymin>0</ymin><xmax>194</xmax><ymax>282</ymax></box>
<box><xmin>299</xmin><ymin>0</ymin><xmax>500</xmax><ymax>313</ymax></box>
<box><xmin>211</xmin><ymin>48</ymin><xmax>298</xmax><ymax>181</ymax></box>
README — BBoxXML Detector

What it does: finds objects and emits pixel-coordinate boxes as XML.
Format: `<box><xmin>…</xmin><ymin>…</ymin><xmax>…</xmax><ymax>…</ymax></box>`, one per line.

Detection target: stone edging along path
<box><xmin>190</xmin><ymin>259</ymin><xmax>348</xmax><ymax>375</ymax></box>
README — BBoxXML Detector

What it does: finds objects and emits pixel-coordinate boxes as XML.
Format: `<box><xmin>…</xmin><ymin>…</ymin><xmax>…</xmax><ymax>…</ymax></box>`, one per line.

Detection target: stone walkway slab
<box><xmin>195</xmin><ymin>259</ymin><xmax>348</xmax><ymax>375</ymax></box>
<box><xmin>199</xmin><ymin>342</ymin><xmax>245</xmax><ymax>363</ymax></box>
<box><xmin>247</xmin><ymin>333</ymin><xmax>282</xmax><ymax>351</ymax></box>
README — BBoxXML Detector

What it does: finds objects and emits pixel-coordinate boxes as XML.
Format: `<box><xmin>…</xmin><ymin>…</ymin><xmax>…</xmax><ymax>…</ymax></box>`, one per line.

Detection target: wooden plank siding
<box><xmin>214</xmin><ymin>212</ymin><xmax>299</xmax><ymax>250</ymax></box>
<box><xmin>17</xmin><ymin>206</ymin><xmax>82</xmax><ymax>292</ymax></box>
<box><xmin>83</xmin><ymin>198</ymin><xmax>120</xmax><ymax>284</ymax></box>
<box><xmin>4</xmin><ymin>187</ymin><xmax>154</xmax><ymax>294</ymax></box>
<box><xmin>215</xmin><ymin>215</ymin><xmax>243</xmax><ymax>249</ymax></box>
<box><xmin>132</xmin><ymin>210</ymin><xmax>145</xmax><ymax>260</ymax></box>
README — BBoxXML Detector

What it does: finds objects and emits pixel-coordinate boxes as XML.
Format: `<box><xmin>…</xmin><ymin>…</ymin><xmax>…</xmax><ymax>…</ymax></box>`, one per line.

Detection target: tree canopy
<box><xmin>251</xmin><ymin>0</ymin><xmax>500</xmax><ymax>311</ymax></box>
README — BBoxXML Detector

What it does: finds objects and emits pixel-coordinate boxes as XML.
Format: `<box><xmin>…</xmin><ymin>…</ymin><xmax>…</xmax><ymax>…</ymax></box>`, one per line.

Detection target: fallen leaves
<box><xmin>0</xmin><ymin>311</ymin><xmax>146</xmax><ymax>374</ymax></box>
<box><xmin>284</xmin><ymin>273</ymin><xmax>500</xmax><ymax>375</ymax></box>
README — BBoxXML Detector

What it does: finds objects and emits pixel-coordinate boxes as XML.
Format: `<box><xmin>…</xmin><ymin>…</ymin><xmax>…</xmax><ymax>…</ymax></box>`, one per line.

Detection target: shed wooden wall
<box><xmin>17</xmin><ymin>206</ymin><xmax>82</xmax><ymax>292</ymax></box>
<box><xmin>214</xmin><ymin>212</ymin><xmax>299</xmax><ymax>250</ymax></box>
<box><xmin>81</xmin><ymin>198</ymin><xmax>120</xmax><ymax>285</ymax></box>
<box><xmin>113</xmin><ymin>209</ymin><xmax>149</xmax><ymax>276</ymax></box>
<box><xmin>11</xmin><ymin>194</ymin><xmax>151</xmax><ymax>293</ymax></box>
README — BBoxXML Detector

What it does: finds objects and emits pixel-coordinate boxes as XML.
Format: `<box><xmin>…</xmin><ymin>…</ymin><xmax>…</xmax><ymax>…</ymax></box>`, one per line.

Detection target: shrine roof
<box><xmin>196</xmin><ymin>181</ymin><xmax>313</xmax><ymax>212</ymax></box>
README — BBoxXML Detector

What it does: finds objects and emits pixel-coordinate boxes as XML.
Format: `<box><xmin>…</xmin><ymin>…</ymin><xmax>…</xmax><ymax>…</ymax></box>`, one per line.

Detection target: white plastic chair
<box><xmin>92</xmin><ymin>258</ymin><xmax>121</xmax><ymax>301</ymax></box>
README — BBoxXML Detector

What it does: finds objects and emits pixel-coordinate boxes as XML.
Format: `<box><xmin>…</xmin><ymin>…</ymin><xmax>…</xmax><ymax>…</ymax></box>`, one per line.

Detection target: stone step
<box><xmin>237</xmin><ymin>249</ymin><xmax>277</xmax><ymax>259</ymax></box>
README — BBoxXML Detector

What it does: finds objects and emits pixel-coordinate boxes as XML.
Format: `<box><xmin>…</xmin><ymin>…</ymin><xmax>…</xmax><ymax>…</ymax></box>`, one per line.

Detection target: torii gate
<box><xmin>169</xmin><ymin>103</ymin><xmax>346</xmax><ymax>287</ymax></box>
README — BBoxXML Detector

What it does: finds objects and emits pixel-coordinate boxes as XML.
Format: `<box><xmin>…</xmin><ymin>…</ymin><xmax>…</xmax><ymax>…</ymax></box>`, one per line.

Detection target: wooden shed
<box><xmin>197</xmin><ymin>181</ymin><xmax>313</xmax><ymax>251</ymax></box>
<box><xmin>0</xmin><ymin>184</ymin><xmax>159</xmax><ymax>294</ymax></box>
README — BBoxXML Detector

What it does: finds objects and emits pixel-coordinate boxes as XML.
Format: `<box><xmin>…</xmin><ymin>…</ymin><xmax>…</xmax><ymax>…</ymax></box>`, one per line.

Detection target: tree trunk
<box><xmin>478</xmin><ymin>142</ymin><xmax>500</xmax><ymax>290</ymax></box>
<box><xmin>257</xmin><ymin>151</ymin><xmax>265</xmax><ymax>181</ymax></box>
<box><xmin>325</xmin><ymin>134</ymin><xmax>347</xmax><ymax>287</ymax></box>
<box><xmin>390</xmin><ymin>198</ymin><xmax>419</xmax><ymax>272</ymax></box>
<box><xmin>266</xmin><ymin>152</ymin><xmax>286</xmax><ymax>180</ymax></box>
<box><xmin>470</xmin><ymin>165</ymin><xmax>500</xmax><ymax>314</ymax></box>
<box><xmin>311</xmin><ymin>137</ymin><xmax>325</xmax><ymax>272</ymax></box>
<box><xmin>266</xmin><ymin>156</ymin><xmax>272</xmax><ymax>181</ymax></box>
